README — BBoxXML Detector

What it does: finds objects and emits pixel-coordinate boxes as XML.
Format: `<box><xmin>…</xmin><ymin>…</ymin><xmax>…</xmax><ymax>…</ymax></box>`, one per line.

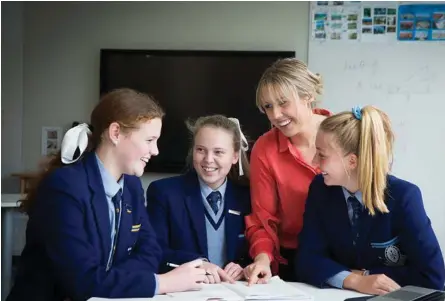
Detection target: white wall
<box><xmin>20</xmin><ymin>1</ymin><xmax>310</xmax><ymax>189</ymax></box>
<box><xmin>2</xmin><ymin>2</ymin><xmax>24</xmax><ymax>193</ymax></box>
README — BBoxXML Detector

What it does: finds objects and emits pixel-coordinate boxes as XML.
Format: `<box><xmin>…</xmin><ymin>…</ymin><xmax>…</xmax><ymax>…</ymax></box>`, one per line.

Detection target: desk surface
<box><xmin>1</xmin><ymin>194</ymin><xmax>26</xmax><ymax>208</ymax></box>
<box><xmin>88</xmin><ymin>282</ymin><xmax>367</xmax><ymax>301</ymax></box>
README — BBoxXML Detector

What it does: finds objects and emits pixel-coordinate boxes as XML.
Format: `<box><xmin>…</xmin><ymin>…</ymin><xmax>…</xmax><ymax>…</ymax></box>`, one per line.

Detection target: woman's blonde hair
<box><xmin>319</xmin><ymin>105</ymin><xmax>394</xmax><ymax>215</ymax></box>
<box><xmin>255</xmin><ymin>58</ymin><xmax>324</xmax><ymax>112</ymax></box>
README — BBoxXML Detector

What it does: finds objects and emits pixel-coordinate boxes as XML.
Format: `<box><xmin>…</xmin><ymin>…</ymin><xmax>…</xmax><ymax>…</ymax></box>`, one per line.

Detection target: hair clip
<box><xmin>352</xmin><ymin>106</ymin><xmax>362</xmax><ymax>120</ymax></box>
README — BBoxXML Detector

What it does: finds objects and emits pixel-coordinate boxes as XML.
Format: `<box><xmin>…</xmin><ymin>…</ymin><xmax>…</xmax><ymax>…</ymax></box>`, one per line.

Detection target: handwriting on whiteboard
<box><xmin>356</xmin><ymin>81</ymin><xmax>430</xmax><ymax>96</ymax></box>
<box><xmin>345</xmin><ymin>60</ymin><xmax>434</xmax><ymax>100</ymax></box>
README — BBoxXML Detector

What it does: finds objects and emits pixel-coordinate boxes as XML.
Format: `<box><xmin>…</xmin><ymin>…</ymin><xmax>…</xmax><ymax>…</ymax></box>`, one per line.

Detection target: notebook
<box><xmin>166</xmin><ymin>276</ymin><xmax>313</xmax><ymax>301</ymax></box>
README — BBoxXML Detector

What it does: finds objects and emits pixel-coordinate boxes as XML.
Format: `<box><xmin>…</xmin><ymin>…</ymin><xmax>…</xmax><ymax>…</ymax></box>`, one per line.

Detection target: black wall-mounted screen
<box><xmin>100</xmin><ymin>49</ymin><xmax>294</xmax><ymax>173</ymax></box>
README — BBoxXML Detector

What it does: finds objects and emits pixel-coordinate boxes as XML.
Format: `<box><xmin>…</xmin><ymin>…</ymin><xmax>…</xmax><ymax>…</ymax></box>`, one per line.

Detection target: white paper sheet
<box><xmin>222</xmin><ymin>277</ymin><xmax>313</xmax><ymax>301</ymax></box>
<box><xmin>167</xmin><ymin>283</ymin><xmax>243</xmax><ymax>301</ymax></box>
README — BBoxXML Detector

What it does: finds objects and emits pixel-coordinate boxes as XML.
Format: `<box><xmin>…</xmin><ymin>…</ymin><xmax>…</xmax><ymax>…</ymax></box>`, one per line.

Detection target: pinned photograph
<box><xmin>432</xmin><ymin>30</ymin><xmax>445</xmax><ymax>40</ymax></box>
<box><xmin>348</xmin><ymin>32</ymin><xmax>358</xmax><ymax>40</ymax></box>
<box><xmin>374</xmin><ymin>8</ymin><xmax>387</xmax><ymax>15</ymax></box>
<box><xmin>373</xmin><ymin>26</ymin><xmax>386</xmax><ymax>34</ymax></box>
<box><xmin>363</xmin><ymin>7</ymin><xmax>371</xmax><ymax>18</ymax></box>
<box><xmin>333</xmin><ymin>1</ymin><xmax>344</xmax><ymax>6</ymax></box>
<box><xmin>387</xmin><ymin>26</ymin><xmax>396</xmax><ymax>33</ymax></box>
<box><xmin>433</xmin><ymin>12</ymin><xmax>445</xmax><ymax>20</ymax></box>
<box><xmin>415</xmin><ymin>31</ymin><xmax>429</xmax><ymax>40</ymax></box>
<box><xmin>399</xmin><ymin>31</ymin><xmax>413</xmax><ymax>40</ymax></box>
<box><xmin>331</xmin><ymin>14</ymin><xmax>343</xmax><ymax>21</ymax></box>
<box><xmin>331</xmin><ymin>32</ymin><xmax>342</xmax><ymax>40</ymax></box>
<box><xmin>388</xmin><ymin>8</ymin><xmax>397</xmax><ymax>15</ymax></box>
<box><xmin>416</xmin><ymin>20</ymin><xmax>431</xmax><ymax>30</ymax></box>
<box><xmin>315</xmin><ymin>21</ymin><xmax>325</xmax><ymax>31</ymax></box>
<box><xmin>362</xmin><ymin>18</ymin><xmax>372</xmax><ymax>26</ymax></box>
<box><xmin>314</xmin><ymin>13</ymin><xmax>328</xmax><ymax>21</ymax></box>
<box><xmin>362</xmin><ymin>27</ymin><xmax>372</xmax><ymax>34</ymax></box>
<box><xmin>374</xmin><ymin>16</ymin><xmax>386</xmax><ymax>25</ymax></box>
<box><xmin>348</xmin><ymin>22</ymin><xmax>357</xmax><ymax>30</ymax></box>
<box><xmin>41</xmin><ymin>126</ymin><xmax>63</xmax><ymax>156</ymax></box>
<box><xmin>400</xmin><ymin>21</ymin><xmax>414</xmax><ymax>30</ymax></box>
<box><xmin>317</xmin><ymin>1</ymin><xmax>329</xmax><ymax>5</ymax></box>
<box><xmin>315</xmin><ymin>32</ymin><xmax>326</xmax><ymax>39</ymax></box>
<box><xmin>331</xmin><ymin>23</ymin><xmax>343</xmax><ymax>29</ymax></box>
<box><xmin>347</xmin><ymin>14</ymin><xmax>358</xmax><ymax>21</ymax></box>
<box><xmin>433</xmin><ymin>17</ymin><xmax>445</xmax><ymax>29</ymax></box>
<box><xmin>387</xmin><ymin>16</ymin><xmax>396</xmax><ymax>26</ymax></box>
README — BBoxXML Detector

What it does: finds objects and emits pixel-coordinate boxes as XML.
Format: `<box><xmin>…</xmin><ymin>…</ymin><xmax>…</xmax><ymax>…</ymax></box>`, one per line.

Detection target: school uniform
<box><xmin>146</xmin><ymin>171</ymin><xmax>251</xmax><ymax>273</ymax></box>
<box><xmin>7</xmin><ymin>152</ymin><xmax>162</xmax><ymax>301</ymax></box>
<box><xmin>295</xmin><ymin>174</ymin><xmax>445</xmax><ymax>290</ymax></box>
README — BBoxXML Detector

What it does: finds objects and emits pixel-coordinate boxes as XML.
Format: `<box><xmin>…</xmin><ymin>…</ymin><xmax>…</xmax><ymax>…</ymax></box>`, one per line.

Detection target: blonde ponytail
<box><xmin>358</xmin><ymin>106</ymin><xmax>394</xmax><ymax>215</ymax></box>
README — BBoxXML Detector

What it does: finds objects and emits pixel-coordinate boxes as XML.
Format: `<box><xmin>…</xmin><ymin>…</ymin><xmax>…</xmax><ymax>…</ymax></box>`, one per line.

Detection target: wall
<box><xmin>21</xmin><ymin>1</ymin><xmax>310</xmax><ymax>188</ymax></box>
<box><xmin>1</xmin><ymin>2</ymin><xmax>24</xmax><ymax>192</ymax></box>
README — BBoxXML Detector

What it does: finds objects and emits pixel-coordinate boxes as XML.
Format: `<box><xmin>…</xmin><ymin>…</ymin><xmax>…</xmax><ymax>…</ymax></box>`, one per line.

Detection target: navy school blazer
<box><xmin>296</xmin><ymin>174</ymin><xmax>445</xmax><ymax>290</ymax></box>
<box><xmin>146</xmin><ymin>172</ymin><xmax>251</xmax><ymax>273</ymax></box>
<box><xmin>7</xmin><ymin>152</ymin><xmax>162</xmax><ymax>301</ymax></box>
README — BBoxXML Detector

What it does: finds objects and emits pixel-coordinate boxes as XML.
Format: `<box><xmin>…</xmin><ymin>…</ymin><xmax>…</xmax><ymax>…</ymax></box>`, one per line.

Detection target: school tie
<box><xmin>207</xmin><ymin>191</ymin><xmax>221</xmax><ymax>215</ymax></box>
<box><xmin>348</xmin><ymin>195</ymin><xmax>362</xmax><ymax>245</ymax></box>
<box><xmin>107</xmin><ymin>188</ymin><xmax>122</xmax><ymax>271</ymax></box>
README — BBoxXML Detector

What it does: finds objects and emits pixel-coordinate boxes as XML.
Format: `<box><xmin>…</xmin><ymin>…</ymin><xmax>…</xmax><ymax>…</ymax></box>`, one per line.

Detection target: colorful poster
<box><xmin>397</xmin><ymin>4</ymin><xmax>445</xmax><ymax>41</ymax></box>
<box><xmin>360</xmin><ymin>4</ymin><xmax>398</xmax><ymax>42</ymax></box>
<box><xmin>311</xmin><ymin>1</ymin><xmax>361</xmax><ymax>41</ymax></box>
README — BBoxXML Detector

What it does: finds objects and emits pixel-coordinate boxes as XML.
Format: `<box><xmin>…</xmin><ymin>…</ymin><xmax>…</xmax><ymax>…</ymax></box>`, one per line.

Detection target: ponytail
<box><xmin>357</xmin><ymin>106</ymin><xmax>394</xmax><ymax>215</ymax></box>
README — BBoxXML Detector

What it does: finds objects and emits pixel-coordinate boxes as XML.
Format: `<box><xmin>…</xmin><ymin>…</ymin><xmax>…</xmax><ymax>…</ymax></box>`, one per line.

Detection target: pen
<box><xmin>166</xmin><ymin>262</ymin><xmax>211</xmax><ymax>275</ymax></box>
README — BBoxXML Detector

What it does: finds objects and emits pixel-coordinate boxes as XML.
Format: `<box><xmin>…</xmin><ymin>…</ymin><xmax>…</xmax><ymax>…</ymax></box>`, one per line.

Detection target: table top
<box><xmin>88</xmin><ymin>282</ymin><xmax>367</xmax><ymax>301</ymax></box>
<box><xmin>1</xmin><ymin>194</ymin><xmax>26</xmax><ymax>208</ymax></box>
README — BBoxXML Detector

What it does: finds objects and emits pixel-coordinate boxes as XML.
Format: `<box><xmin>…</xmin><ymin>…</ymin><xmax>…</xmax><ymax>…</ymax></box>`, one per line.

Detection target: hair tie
<box><xmin>61</xmin><ymin>123</ymin><xmax>92</xmax><ymax>164</ymax></box>
<box><xmin>228</xmin><ymin>117</ymin><xmax>249</xmax><ymax>176</ymax></box>
<box><xmin>352</xmin><ymin>106</ymin><xmax>362</xmax><ymax>120</ymax></box>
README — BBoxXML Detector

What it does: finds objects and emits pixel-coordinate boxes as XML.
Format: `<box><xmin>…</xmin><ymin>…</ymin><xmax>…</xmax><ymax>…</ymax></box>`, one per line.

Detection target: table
<box><xmin>1</xmin><ymin>194</ymin><xmax>26</xmax><ymax>300</ymax></box>
<box><xmin>88</xmin><ymin>282</ymin><xmax>367</xmax><ymax>301</ymax></box>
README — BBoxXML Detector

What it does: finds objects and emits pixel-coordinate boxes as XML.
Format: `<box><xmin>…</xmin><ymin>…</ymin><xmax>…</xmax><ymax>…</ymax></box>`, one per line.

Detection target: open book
<box><xmin>166</xmin><ymin>276</ymin><xmax>314</xmax><ymax>301</ymax></box>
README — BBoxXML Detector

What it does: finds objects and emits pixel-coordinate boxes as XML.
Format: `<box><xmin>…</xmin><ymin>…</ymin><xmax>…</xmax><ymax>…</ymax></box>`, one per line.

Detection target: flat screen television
<box><xmin>100</xmin><ymin>49</ymin><xmax>294</xmax><ymax>173</ymax></box>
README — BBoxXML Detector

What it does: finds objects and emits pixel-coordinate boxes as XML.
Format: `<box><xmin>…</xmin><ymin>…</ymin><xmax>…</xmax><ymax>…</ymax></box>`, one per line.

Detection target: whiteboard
<box><xmin>308</xmin><ymin>40</ymin><xmax>445</xmax><ymax>259</ymax></box>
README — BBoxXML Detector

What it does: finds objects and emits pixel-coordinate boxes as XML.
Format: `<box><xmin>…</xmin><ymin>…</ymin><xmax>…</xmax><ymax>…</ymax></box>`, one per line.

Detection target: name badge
<box><xmin>228</xmin><ymin>209</ymin><xmax>240</xmax><ymax>215</ymax></box>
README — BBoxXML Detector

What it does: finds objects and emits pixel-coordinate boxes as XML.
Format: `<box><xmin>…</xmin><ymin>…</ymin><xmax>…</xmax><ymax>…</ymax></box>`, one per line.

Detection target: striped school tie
<box><xmin>206</xmin><ymin>191</ymin><xmax>221</xmax><ymax>215</ymax></box>
<box><xmin>106</xmin><ymin>188</ymin><xmax>122</xmax><ymax>271</ymax></box>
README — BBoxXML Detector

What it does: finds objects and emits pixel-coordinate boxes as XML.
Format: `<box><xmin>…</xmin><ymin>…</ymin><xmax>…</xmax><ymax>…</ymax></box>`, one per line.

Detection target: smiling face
<box><xmin>260</xmin><ymin>84</ymin><xmax>313</xmax><ymax>138</ymax></box>
<box><xmin>192</xmin><ymin>126</ymin><xmax>239</xmax><ymax>189</ymax></box>
<box><xmin>313</xmin><ymin>130</ymin><xmax>358</xmax><ymax>187</ymax></box>
<box><xmin>114</xmin><ymin>118</ymin><xmax>162</xmax><ymax>177</ymax></box>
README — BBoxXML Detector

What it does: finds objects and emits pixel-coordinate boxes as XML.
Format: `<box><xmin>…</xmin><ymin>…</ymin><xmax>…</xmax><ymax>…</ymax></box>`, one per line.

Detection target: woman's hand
<box><xmin>243</xmin><ymin>253</ymin><xmax>272</xmax><ymax>286</ymax></box>
<box><xmin>200</xmin><ymin>262</ymin><xmax>235</xmax><ymax>284</ymax></box>
<box><xmin>224</xmin><ymin>262</ymin><xmax>244</xmax><ymax>281</ymax></box>
<box><xmin>157</xmin><ymin>259</ymin><xmax>207</xmax><ymax>294</ymax></box>
<box><xmin>344</xmin><ymin>273</ymin><xmax>401</xmax><ymax>295</ymax></box>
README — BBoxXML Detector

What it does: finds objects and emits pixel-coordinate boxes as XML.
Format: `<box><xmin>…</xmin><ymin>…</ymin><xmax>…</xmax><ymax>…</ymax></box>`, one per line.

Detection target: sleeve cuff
<box><xmin>326</xmin><ymin>271</ymin><xmax>351</xmax><ymax>289</ymax></box>
<box><xmin>249</xmin><ymin>240</ymin><xmax>274</xmax><ymax>262</ymax></box>
<box><xmin>154</xmin><ymin>274</ymin><xmax>159</xmax><ymax>295</ymax></box>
